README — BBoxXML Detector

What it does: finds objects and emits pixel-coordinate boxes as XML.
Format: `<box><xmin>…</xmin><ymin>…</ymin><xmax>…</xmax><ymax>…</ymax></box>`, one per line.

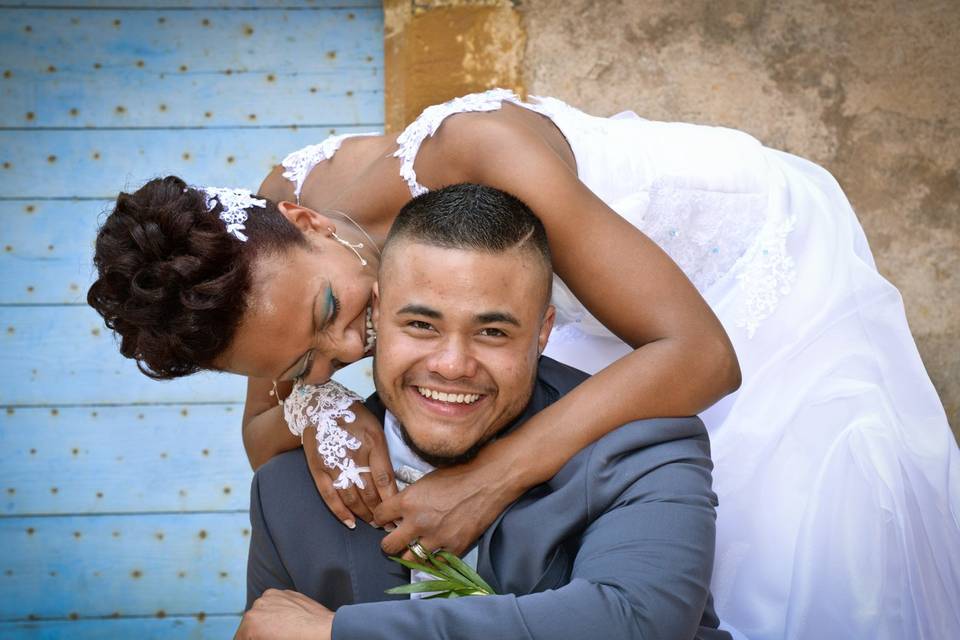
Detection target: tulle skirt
<box><xmin>535</xmin><ymin>99</ymin><xmax>960</xmax><ymax>639</ymax></box>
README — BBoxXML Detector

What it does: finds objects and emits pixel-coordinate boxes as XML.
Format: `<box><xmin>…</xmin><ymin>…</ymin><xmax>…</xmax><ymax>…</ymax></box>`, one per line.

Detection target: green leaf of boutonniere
<box><xmin>386</xmin><ymin>549</ymin><xmax>497</xmax><ymax>598</ymax></box>
<box><xmin>385</xmin><ymin>579</ymin><xmax>470</xmax><ymax>595</ymax></box>
<box><xmin>435</xmin><ymin>550</ymin><xmax>495</xmax><ymax>594</ymax></box>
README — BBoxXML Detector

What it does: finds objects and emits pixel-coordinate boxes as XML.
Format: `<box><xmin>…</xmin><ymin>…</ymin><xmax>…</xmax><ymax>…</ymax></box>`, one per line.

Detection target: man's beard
<box><xmin>395</xmin><ymin>421</ymin><xmax>495</xmax><ymax>468</ymax></box>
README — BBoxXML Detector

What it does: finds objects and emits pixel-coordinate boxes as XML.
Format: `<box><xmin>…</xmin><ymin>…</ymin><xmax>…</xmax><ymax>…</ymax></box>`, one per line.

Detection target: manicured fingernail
<box><xmin>383</xmin><ymin>523</ymin><xmax>396</xmax><ymax>532</ymax></box>
<box><xmin>344</xmin><ymin>519</ymin><xmax>356</xmax><ymax>530</ymax></box>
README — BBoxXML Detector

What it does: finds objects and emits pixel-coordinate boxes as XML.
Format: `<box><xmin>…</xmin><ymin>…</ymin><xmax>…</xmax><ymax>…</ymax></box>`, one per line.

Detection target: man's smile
<box><xmin>415</xmin><ymin>386</ymin><xmax>482</xmax><ymax>404</ymax></box>
<box><xmin>406</xmin><ymin>384</ymin><xmax>490</xmax><ymax>418</ymax></box>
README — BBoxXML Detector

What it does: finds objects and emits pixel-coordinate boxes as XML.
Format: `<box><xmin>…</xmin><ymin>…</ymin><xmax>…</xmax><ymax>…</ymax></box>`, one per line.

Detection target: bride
<box><xmin>88</xmin><ymin>89</ymin><xmax>958</xmax><ymax>639</ymax></box>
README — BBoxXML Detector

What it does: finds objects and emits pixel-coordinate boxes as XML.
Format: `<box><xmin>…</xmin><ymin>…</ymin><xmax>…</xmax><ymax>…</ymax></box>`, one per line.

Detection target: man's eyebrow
<box><xmin>475</xmin><ymin>311</ymin><xmax>520</xmax><ymax>326</ymax></box>
<box><xmin>397</xmin><ymin>304</ymin><xmax>442</xmax><ymax>319</ymax></box>
<box><xmin>278</xmin><ymin>288</ymin><xmax>324</xmax><ymax>378</ymax></box>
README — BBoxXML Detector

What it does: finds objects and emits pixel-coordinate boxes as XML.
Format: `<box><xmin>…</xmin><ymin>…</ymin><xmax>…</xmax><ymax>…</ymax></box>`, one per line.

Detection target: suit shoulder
<box><xmin>564</xmin><ymin>416</ymin><xmax>711</xmax><ymax>484</ymax></box>
<box><xmin>589</xmin><ymin>416</ymin><xmax>710</xmax><ymax>462</ymax></box>
<box><xmin>253</xmin><ymin>449</ymin><xmax>312</xmax><ymax>500</ymax></box>
<box><xmin>582</xmin><ymin>417</ymin><xmax>717</xmax><ymax>515</ymax></box>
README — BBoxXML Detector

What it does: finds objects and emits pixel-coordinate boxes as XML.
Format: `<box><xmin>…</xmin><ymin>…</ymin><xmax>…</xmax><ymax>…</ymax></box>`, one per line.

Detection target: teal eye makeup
<box><xmin>324</xmin><ymin>287</ymin><xmax>341</xmax><ymax>328</ymax></box>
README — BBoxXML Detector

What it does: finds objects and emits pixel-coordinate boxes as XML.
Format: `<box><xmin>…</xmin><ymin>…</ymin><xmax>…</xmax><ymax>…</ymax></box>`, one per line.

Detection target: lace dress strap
<box><xmin>393</xmin><ymin>88</ymin><xmax>526</xmax><ymax>197</ymax></box>
<box><xmin>281</xmin><ymin>132</ymin><xmax>379</xmax><ymax>203</ymax></box>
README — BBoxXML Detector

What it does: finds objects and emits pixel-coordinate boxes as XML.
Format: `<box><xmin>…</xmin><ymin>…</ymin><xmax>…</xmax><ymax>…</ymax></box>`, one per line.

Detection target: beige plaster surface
<box><xmin>522</xmin><ymin>0</ymin><xmax>960</xmax><ymax>438</ymax></box>
<box><xmin>384</xmin><ymin>0</ymin><xmax>525</xmax><ymax>131</ymax></box>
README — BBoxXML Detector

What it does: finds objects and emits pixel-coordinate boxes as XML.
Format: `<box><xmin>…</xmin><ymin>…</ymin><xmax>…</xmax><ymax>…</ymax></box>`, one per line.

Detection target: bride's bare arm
<box><xmin>374</xmin><ymin>112</ymin><xmax>740</xmax><ymax>554</ymax></box>
<box><xmin>242</xmin><ymin>377</ymin><xmax>298</xmax><ymax>470</ymax></box>
<box><xmin>439</xmin><ymin>115</ymin><xmax>737</xmax><ymax>415</ymax></box>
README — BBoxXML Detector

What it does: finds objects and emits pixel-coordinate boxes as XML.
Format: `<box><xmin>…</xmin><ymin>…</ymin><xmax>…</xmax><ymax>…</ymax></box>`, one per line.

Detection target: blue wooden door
<box><xmin>0</xmin><ymin>1</ymin><xmax>382</xmax><ymax>637</ymax></box>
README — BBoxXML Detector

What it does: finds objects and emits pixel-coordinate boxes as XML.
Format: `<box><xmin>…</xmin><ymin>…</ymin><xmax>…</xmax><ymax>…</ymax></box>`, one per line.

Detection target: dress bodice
<box><xmin>281</xmin><ymin>88</ymin><xmax>796</xmax><ymax>338</ymax></box>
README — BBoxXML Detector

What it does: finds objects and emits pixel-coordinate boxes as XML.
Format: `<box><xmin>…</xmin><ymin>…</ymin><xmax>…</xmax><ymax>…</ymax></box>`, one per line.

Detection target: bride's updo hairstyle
<box><xmin>87</xmin><ymin>176</ymin><xmax>307</xmax><ymax>379</ymax></box>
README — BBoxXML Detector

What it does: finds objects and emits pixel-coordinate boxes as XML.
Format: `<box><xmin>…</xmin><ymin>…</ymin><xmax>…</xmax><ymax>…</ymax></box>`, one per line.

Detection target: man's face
<box><xmin>372</xmin><ymin>240</ymin><xmax>554</xmax><ymax>467</ymax></box>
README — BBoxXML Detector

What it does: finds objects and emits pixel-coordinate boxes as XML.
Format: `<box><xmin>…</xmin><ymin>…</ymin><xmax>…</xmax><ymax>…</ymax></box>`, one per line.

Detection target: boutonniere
<box><xmin>386</xmin><ymin>549</ymin><xmax>497</xmax><ymax>598</ymax></box>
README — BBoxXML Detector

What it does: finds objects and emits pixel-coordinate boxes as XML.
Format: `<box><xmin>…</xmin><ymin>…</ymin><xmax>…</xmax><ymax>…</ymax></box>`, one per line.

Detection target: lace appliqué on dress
<box><xmin>281</xmin><ymin>132</ymin><xmax>379</xmax><ymax>202</ymax></box>
<box><xmin>393</xmin><ymin>88</ymin><xmax>523</xmax><ymax>197</ymax></box>
<box><xmin>282</xmin><ymin>379</ymin><xmax>370</xmax><ymax>490</ymax></box>
<box><xmin>641</xmin><ymin>179</ymin><xmax>767</xmax><ymax>294</ymax></box>
<box><xmin>734</xmin><ymin>213</ymin><xmax>797</xmax><ymax>337</ymax></box>
<box><xmin>548</xmin><ymin>178</ymin><xmax>795</xmax><ymax>340</ymax></box>
<box><xmin>642</xmin><ymin>178</ymin><xmax>796</xmax><ymax>337</ymax></box>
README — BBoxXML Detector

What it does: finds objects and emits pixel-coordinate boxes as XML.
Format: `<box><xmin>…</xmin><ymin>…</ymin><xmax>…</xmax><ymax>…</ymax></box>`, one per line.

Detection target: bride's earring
<box><xmin>269</xmin><ymin>380</ymin><xmax>282</xmax><ymax>406</ymax></box>
<box><xmin>329</xmin><ymin>228</ymin><xmax>368</xmax><ymax>266</ymax></box>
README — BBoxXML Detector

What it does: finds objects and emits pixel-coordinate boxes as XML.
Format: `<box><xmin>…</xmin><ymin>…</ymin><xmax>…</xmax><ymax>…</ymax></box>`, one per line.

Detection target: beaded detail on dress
<box><xmin>281</xmin><ymin>132</ymin><xmax>379</xmax><ymax>201</ymax></box>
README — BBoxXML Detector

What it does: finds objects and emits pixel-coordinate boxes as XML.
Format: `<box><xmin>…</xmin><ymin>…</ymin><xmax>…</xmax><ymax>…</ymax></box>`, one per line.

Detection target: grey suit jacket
<box><xmin>247</xmin><ymin>356</ymin><xmax>729</xmax><ymax>640</ymax></box>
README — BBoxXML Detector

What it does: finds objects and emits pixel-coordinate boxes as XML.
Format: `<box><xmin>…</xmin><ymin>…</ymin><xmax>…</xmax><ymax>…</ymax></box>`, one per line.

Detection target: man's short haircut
<box><xmin>384</xmin><ymin>183</ymin><xmax>552</xmax><ymax>295</ymax></box>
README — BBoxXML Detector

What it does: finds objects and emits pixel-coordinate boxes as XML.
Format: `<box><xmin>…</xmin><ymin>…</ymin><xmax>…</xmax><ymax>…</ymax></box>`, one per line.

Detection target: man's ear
<box><xmin>277</xmin><ymin>201</ymin><xmax>335</xmax><ymax>234</ymax></box>
<box><xmin>537</xmin><ymin>304</ymin><xmax>556</xmax><ymax>354</ymax></box>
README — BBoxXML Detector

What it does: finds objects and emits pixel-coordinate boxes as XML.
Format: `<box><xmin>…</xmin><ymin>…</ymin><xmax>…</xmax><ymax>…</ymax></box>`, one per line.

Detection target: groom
<box><xmin>238</xmin><ymin>184</ymin><xmax>729</xmax><ymax>639</ymax></box>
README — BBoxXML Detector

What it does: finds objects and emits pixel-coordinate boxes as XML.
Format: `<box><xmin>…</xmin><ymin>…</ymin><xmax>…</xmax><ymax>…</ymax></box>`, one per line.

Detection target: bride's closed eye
<box><xmin>277</xmin><ymin>286</ymin><xmax>341</xmax><ymax>382</ymax></box>
<box><xmin>327</xmin><ymin>292</ymin><xmax>342</xmax><ymax>326</ymax></box>
<box><xmin>294</xmin><ymin>291</ymin><xmax>341</xmax><ymax>380</ymax></box>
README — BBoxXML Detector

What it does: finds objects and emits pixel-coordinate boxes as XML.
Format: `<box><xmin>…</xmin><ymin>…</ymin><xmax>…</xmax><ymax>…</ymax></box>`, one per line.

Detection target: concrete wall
<box><xmin>521</xmin><ymin>0</ymin><xmax>958</xmax><ymax>436</ymax></box>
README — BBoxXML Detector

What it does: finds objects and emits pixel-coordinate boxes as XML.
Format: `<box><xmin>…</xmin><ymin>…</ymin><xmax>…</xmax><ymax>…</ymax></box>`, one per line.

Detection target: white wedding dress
<box><xmin>281</xmin><ymin>89</ymin><xmax>960</xmax><ymax>640</ymax></box>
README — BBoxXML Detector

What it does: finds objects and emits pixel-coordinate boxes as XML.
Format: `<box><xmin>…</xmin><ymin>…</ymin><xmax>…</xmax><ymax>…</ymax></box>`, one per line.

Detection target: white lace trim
<box><xmin>282</xmin><ymin>379</ymin><xmax>370</xmax><ymax>490</ymax></box>
<box><xmin>281</xmin><ymin>132</ymin><xmax>380</xmax><ymax>202</ymax></box>
<box><xmin>393</xmin><ymin>88</ymin><xmax>531</xmax><ymax>197</ymax></box>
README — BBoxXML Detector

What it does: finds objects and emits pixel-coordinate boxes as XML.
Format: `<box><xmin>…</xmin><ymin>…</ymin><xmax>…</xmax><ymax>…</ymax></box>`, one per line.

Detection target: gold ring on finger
<box><xmin>407</xmin><ymin>538</ymin><xmax>430</xmax><ymax>561</ymax></box>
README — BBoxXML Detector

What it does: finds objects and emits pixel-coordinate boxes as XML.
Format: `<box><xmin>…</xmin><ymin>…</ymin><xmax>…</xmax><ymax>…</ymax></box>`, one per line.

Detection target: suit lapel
<box><xmin>473</xmin><ymin>374</ymin><xmax>574</xmax><ymax>595</ymax></box>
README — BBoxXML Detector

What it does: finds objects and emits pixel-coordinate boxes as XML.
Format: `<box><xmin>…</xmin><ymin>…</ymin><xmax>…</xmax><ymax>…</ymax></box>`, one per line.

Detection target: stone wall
<box><xmin>384</xmin><ymin>0</ymin><xmax>959</xmax><ymax>437</ymax></box>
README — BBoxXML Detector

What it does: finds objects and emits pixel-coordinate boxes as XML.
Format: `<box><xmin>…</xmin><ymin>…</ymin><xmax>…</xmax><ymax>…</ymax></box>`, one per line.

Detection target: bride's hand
<box><xmin>371</xmin><ymin>448</ymin><xmax>525</xmax><ymax>558</ymax></box>
<box><xmin>302</xmin><ymin>402</ymin><xmax>398</xmax><ymax>528</ymax></box>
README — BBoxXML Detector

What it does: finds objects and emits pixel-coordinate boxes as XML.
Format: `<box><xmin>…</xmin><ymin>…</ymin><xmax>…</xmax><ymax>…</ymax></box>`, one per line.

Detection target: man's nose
<box><xmin>426</xmin><ymin>337</ymin><xmax>478</xmax><ymax>380</ymax></box>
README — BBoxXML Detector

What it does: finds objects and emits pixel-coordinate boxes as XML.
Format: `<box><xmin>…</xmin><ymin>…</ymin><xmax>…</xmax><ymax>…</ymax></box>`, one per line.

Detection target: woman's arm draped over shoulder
<box><xmin>394</xmin><ymin>112</ymin><xmax>739</xmax><ymax>500</ymax></box>
<box><xmin>242</xmin><ymin>377</ymin><xmax>299</xmax><ymax>470</ymax></box>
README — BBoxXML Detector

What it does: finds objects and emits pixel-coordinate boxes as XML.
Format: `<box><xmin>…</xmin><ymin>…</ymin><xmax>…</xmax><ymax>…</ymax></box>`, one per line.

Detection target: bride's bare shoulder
<box><xmin>257</xmin><ymin>165</ymin><xmax>296</xmax><ymax>203</ymax></box>
<box><xmin>411</xmin><ymin>108</ymin><xmax>551</xmax><ymax>187</ymax></box>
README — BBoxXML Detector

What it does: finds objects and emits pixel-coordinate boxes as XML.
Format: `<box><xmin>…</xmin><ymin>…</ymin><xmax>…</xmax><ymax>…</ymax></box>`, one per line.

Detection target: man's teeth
<box><xmin>364</xmin><ymin>307</ymin><xmax>377</xmax><ymax>351</ymax></box>
<box><xmin>416</xmin><ymin>387</ymin><xmax>481</xmax><ymax>404</ymax></box>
